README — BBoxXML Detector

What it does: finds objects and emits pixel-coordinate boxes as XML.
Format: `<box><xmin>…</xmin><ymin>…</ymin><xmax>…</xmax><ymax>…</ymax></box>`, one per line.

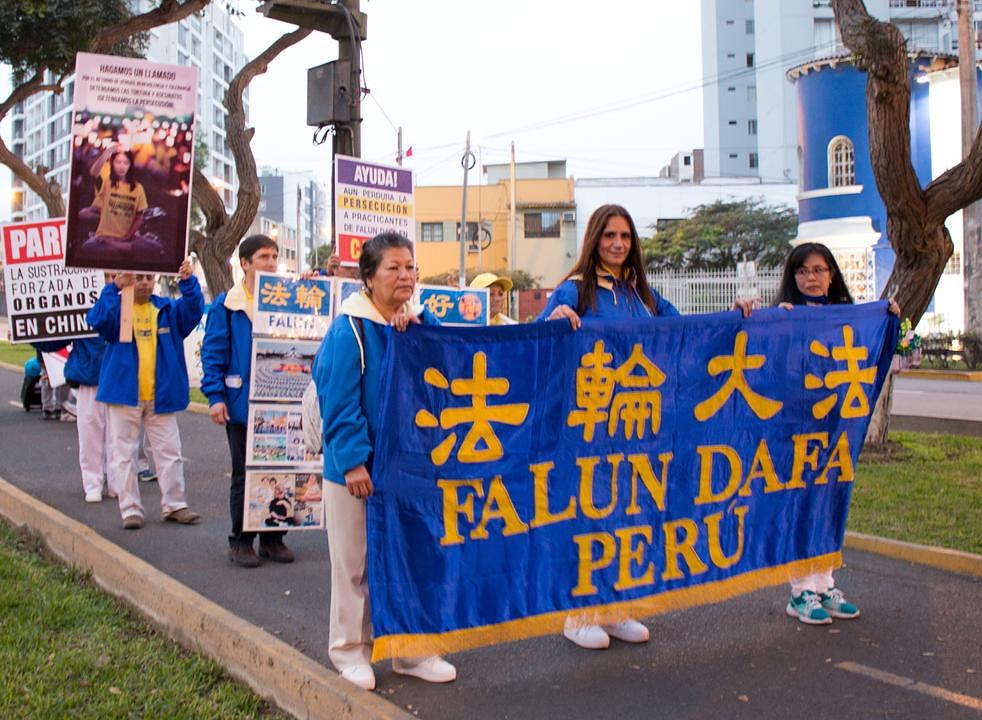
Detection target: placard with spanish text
<box><xmin>1</xmin><ymin>218</ymin><xmax>102</xmax><ymax>343</ymax></box>
<box><xmin>334</xmin><ymin>155</ymin><xmax>414</xmax><ymax>265</ymax></box>
<box><xmin>65</xmin><ymin>52</ymin><xmax>197</xmax><ymax>274</ymax></box>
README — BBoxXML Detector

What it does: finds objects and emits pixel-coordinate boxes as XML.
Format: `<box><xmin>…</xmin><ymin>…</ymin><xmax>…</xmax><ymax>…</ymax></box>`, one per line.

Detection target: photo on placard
<box><xmin>64</xmin><ymin>53</ymin><xmax>197</xmax><ymax>274</ymax></box>
<box><xmin>245</xmin><ymin>403</ymin><xmax>319</xmax><ymax>467</ymax></box>
<box><xmin>243</xmin><ymin>471</ymin><xmax>324</xmax><ymax>532</ymax></box>
<box><xmin>249</xmin><ymin>337</ymin><xmax>319</xmax><ymax>402</ymax></box>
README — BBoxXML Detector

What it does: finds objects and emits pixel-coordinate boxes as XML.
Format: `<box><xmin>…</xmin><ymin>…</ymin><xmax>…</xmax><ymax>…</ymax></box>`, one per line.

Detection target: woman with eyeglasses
<box><xmin>772</xmin><ymin>242</ymin><xmax>898</xmax><ymax>626</ymax></box>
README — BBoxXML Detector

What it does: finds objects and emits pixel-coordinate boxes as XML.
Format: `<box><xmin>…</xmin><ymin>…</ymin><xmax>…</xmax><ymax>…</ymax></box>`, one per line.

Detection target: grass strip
<box><xmin>0</xmin><ymin>521</ymin><xmax>288</xmax><ymax>720</ymax></box>
<box><xmin>0</xmin><ymin>341</ymin><xmax>35</xmax><ymax>368</ymax></box>
<box><xmin>852</xmin><ymin>431</ymin><xmax>982</xmax><ymax>555</ymax></box>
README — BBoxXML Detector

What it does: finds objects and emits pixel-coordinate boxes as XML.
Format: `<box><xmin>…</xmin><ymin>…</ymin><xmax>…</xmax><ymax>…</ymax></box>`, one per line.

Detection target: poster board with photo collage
<box><xmin>245</xmin><ymin>272</ymin><xmax>334</xmax><ymax>532</ymax></box>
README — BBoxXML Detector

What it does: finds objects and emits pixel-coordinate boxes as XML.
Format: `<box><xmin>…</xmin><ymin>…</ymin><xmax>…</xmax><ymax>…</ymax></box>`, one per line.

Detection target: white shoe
<box><xmin>602</xmin><ymin>618</ymin><xmax>650</xmax><ymax>643</ymax></box>
<box><xmin>84</xmin><ymin>491</ymin><xmax>102</xmax><ymax>503</ymax></box>
<box><xmin>563</xmin><ymin>617</ymin><xmax>610</xmax><ymax>649</ymax></box>
<box><xmin>392</xmin><ymin>656</ymin><xmax>457</xmax><ymax>683</ymax></box>
<box><xmin>339</xmin><ymin>664</ymin><xmax>376</xmax><ymax>691</ymax></box>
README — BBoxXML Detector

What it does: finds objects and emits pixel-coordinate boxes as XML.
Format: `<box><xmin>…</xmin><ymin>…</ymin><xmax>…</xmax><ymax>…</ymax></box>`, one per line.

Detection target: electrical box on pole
<box><xmin>307</xmin><ymin>60</ymin><xmax>352</xmax><ymax>126</ymax></box>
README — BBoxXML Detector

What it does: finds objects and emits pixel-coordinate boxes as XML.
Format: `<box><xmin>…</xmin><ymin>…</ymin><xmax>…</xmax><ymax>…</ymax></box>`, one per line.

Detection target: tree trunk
<box><xmin>191</xmin><ymin>26</ymin><xmax>312</xmax><ymax>297</ymax></box>
<box><xmin>831</xmin><ymin>0</ymin><xmax>982</xmax><ymax>445</ymax></box>
<box><xmin>864</xmin><ymin>366</ymin><xmax>894</xmax><ymax>446</ymax></box>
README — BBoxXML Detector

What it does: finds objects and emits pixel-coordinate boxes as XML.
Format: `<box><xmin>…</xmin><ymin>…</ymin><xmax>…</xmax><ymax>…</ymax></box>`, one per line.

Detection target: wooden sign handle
<box><xmin>119</xmin><ymin>284</ymin><xmax>134</xmax><ymax>343</ymax></box>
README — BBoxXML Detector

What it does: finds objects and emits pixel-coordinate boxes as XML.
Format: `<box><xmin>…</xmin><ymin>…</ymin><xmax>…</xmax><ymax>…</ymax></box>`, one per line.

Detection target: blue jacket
<box><xmin>87</xmin><ymin>276</ymin><xmax>204</xmax><ymax>412</ymax></box>
<box><xmin>312</xmin><ymin>291</ymin><xmax>437</xmax><ymax>485</ymax></box>
<box><xmin>539</xmin><ymin>268</ymin><xmax>678</xmax><ymax>321</ymax></box>
<box><xmin>200</xmin><ymin>282</ymin><xmax>254</xmax><ymax>425</ymax></box>
<box><xmin>65</xmin><ymin>337</ymin><xmax>107</xmax><ymax>387</ymax></box>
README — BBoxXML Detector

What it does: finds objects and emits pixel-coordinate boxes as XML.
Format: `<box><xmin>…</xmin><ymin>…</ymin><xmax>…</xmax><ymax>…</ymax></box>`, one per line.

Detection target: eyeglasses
<box><xmin>795</xmin><ymin>266</ymin><xmax>830</xmax><ymax>278</ymax></box>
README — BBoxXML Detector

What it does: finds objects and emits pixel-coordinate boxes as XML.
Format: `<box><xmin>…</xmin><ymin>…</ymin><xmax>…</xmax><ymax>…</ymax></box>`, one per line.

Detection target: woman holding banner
<box><xmin>541</xmin><ymin>204</ymin><xmax>678</xmax><ymax>328</ymax></box>
<box><xmin>312</xmin><ymin>232</ymin><xmax>455</xmax><ymax>691</ymax></box>
<box><xmin>770</xmin><ymin>242</ymin><xmax>899</xmax><ymax>625</ymax></box>
<box><xmin>539</xmin><ymin>204</ymin><xmax>677</xmax><ymax>650</ymax></box>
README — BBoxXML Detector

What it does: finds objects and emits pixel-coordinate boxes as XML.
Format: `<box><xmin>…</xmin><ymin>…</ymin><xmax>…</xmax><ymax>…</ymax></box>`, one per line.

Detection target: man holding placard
<box><xmin>87</xmin><ymin>259</ymin><xmax>203</xmax><ymax>530</ymax></box>
<box><xmin>201</xmin><ymin>234</ymin><xmax>295</xmax><ymax>568</ymax></box>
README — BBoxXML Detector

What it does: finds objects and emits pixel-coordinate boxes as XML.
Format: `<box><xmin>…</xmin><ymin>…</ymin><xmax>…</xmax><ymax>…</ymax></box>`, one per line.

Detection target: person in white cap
<box><xmin>469</xmin><ymin>272</ymin><xmax>518</xmax><ymax>325</ymax></box>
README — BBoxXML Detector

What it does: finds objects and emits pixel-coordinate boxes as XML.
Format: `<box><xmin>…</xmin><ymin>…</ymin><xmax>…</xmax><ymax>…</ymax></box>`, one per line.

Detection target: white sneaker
<box><xmin>84</xmin><ymin>491</ymin><xmax>102</xmax><ymax>503</ymax></box>
<box><xmin>602</xmin><ymin>618</ymin><xmax>650</xmax><ymax>643</ymax></box>
<box><xmin>563</xmin><ymin>617</ymin><xmax>610</xmax><ymax>649</ymax></box>
<box><xmin>339</xmin><ymin>664</ymin><xmax>376</xmax><ymax>691</ymax></box>
<box><xmin>392</xmin><ymin>656</ymin><xmax>457</xmax><ymax>683</ymax></box>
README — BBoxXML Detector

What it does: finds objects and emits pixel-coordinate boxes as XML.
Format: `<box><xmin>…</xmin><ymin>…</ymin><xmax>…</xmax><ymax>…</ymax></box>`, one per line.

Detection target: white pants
<box><xmin>108</xmin><ymin>402</ymin><xmax>187</xmax><ymax>520</ymax></box>
<box><xmin>325</xmin><ymin>480</ymin><xmax>373</xmax><ymax>671</ymax></box>
<box><xmin>790</xmin><ymin>569</ymin><xmax>835</xmax><ymax>595</ymax></box>
<box><xmin>76</xmin><ymin>386</ymin><xmax>117</xmax><ymax>497</ymax></box>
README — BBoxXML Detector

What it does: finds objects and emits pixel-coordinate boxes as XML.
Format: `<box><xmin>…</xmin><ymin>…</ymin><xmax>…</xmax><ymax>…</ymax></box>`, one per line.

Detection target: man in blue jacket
<box><xmin>87</xmin><ymin>258</ymin><xmax>203</xmax><ymax>530</ymax></box>
<box><xmin>201</xmin><ymin>234</ymin><xmax>293</xmax><ymax>567</ymax></box>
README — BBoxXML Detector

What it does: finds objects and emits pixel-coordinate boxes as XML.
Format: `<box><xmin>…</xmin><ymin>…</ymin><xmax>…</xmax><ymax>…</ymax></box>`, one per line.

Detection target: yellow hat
<box><xmin>469</xmin><ymin>272</ymin><xmax>513</xmax><ymax>292</ymax></box>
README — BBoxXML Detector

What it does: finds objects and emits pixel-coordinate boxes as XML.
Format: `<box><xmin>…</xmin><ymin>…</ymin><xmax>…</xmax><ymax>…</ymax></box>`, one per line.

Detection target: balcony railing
<box><xmin>888</xmin><ymin>0</ymin><xmax>947</xmax><ymax>8</ymax></box>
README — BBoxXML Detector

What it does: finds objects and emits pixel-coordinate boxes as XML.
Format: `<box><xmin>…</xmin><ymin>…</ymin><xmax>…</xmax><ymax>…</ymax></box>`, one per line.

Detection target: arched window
<box><xmin>828</xmin><ymin>136</ymin><xmax>855</xmax><ymax>188</ymax></box>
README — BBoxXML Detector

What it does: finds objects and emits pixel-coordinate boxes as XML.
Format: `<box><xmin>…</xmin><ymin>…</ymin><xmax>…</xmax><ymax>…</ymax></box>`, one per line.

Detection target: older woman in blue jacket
<box><xmin>312</xmin><ymin>232</ymin><xmax>455</xmax><ymax>692</ymax></box>
<box><xmin>539</xmin><ymin>203</ymin><xmax>677</xmax><ymax>650</ymax></box>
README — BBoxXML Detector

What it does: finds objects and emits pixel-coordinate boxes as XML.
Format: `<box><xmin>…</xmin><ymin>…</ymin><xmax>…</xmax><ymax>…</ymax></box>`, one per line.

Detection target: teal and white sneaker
<box><xmin>786</xmin><ymin>591</ymin><xmax>832</xmax><ymax>625</ymax></box>
<box><xmin>819</xmin><ymin>588</ymin><xmax>860</xmax><ymax>619</ymax></box>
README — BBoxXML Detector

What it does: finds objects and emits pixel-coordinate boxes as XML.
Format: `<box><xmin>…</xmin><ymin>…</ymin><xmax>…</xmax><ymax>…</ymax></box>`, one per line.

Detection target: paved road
<box><xmin>893</xmin><ymin>376</ymin><xmax>982</xmax><ymax>422</ymax></box>
<box><xmin>0</xmin><ymin>366</ymin><xmax>979</xmax><ymax>719</ymax></box>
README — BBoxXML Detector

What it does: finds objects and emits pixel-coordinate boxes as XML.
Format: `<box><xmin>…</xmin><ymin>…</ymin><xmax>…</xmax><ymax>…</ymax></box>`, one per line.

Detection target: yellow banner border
<box><xmin>371</xmin><ymin>552</ymin><xmax>841</xmax><ymax>661</ymax></box>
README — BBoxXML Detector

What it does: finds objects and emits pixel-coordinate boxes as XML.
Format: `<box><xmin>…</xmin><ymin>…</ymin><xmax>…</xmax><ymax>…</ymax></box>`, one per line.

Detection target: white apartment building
<box><xmin>701</xmin><ymin>0</ymin><xmax>960</xmax><ymax>184</ymax></box>
<box><xmin>10</xmin><ymin>1</ymin><xmax>247</xmax><ymax>221</ymax></box>
<box><xmin>258</xmin><ymin>168</ymin><xmax>330</xmax><ymax>272</ymax></box>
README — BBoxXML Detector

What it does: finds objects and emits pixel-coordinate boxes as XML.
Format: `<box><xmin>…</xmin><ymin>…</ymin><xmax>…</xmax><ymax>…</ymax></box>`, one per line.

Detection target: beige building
<box><xmin>414</xmin><ymin>161</ymin><xmax>576</xmax><ymax>288</ymax></box>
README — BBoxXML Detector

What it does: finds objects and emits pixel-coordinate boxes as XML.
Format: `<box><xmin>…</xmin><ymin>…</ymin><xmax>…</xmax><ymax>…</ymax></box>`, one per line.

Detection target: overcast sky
<box><xmin>242</xmin><ymin>0</ymin><xmax>704</xmax><ymax>185</ymax></box>
<box><xmin>0</xmin><ymin>1</ymin><xmax>705</xmax><ymax>221</ymax></box>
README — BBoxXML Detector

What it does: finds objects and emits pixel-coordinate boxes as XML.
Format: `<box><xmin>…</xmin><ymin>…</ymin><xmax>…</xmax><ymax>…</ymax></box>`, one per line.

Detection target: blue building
<box><xmin>787</xmin><ymin>52</ymin><xmax>968</xmax><ymax>332</ymax></box>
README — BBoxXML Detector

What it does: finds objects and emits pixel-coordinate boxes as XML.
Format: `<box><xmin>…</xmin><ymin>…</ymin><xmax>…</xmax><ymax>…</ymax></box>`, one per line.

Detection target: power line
<box><xmin>405</xmin><ymin>43</ymin><xmax>829</xmax><ymax>156</ymax></box>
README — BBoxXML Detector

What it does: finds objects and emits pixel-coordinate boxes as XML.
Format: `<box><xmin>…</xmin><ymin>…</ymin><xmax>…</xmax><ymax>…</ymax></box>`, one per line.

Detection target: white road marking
<box><xmin>836</xmin><ymin>661</ymin><xmax>982</xmax><ymax>711</ymax></box>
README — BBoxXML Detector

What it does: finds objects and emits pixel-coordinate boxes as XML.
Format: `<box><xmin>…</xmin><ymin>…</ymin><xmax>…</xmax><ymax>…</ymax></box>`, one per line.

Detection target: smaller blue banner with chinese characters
<box><xmin>367</xmin><ymin>304</ymin><xmax>898</xmax><ymax>660</ymax></box>
<box><xmin>253</xmin><ymin>272</ymin><xmax>333</xmax><ymax>339</ymax></box>
<box><xmin>418</xmin><ymin>285</ymin><xmax>490</xmax><ymax>326</ymax></box>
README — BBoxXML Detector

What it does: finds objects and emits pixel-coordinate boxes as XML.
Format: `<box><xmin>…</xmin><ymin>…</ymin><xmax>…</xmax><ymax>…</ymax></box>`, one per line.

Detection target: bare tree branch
<box><xmin>191</xmin><ymin>166</ymin><xmax>227</xmax><ymax>234</ymax></box>
<box><xmin>0</xmin><ymin>70</ymin><xmax>68</xmax><ymax>120</ymax></box>
<box><xmin>924</xmin><ymin>122</ymin><xmax>982</xmax><ymax>221</ymax></box>
<box><xmin>88</xmin><ymin>0</ymin><xmax>212</xmax><ymax>54</ymax></box>
<box><xmin>196</xmin><ymin>25</ymin><xmax>313</xmax><ymax>294</ymax></box>
<box><xmin>0</xmin><ymin>137</ymin><xmax>65</xmax><ymax>217</ymax></box>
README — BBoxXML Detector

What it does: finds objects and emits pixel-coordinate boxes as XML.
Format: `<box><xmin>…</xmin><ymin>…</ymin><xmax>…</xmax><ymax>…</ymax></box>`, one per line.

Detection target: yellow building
<box><xmin>414</xmin><ymin>161</ymin><xmax>577</xmax><ymax>287</ymax></box>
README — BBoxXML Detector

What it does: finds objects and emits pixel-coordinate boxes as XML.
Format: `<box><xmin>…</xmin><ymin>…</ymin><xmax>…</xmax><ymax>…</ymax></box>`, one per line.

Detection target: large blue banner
<box><xmin>367</xmin><ymin>304</ymin><xmax>898</xmax><ymax>659</ymax></box>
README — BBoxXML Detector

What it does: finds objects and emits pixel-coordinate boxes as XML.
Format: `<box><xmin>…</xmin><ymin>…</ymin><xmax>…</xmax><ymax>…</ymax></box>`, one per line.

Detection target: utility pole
<box><xmin>396</xmin><ymin>126</ymin><xmax>403</xmax><ymax>166</ymax></box>
<box><xmin>459</xmin><ymin>131</ymin><xmax>475</xmax><ymax>289</ymax></box>
<box><xmin>508</xmin><ymin>141</ymin><xmax>516</xmax><ymax>274</ymax></box>
<box><xmin>257</xmin><ymin>0</ymin><xmax>367</xmax><ymax>256</ymax></box>
<box><xmin>333</xmin><ymin>0</ymin><xmax>362</xmax><ymax>159</ymax></box>
<box><xmin>959</xmin><ymin>0</ymin><xmax>982</xmax><ymax>333</ymax></box>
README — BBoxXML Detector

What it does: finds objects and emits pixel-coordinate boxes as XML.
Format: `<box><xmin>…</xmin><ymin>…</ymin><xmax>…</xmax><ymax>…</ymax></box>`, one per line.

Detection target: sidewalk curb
<box><xmin>900</xmin><ymin>368</ymin><xmax>982</xmax><ymax>382</ymax></box>
<box><xmin>0</xmin><ymin>475</ymin><xmax>411</xmax><ymax>720</ymax></box>
<box><xmin>844</xmin><ymin>531</ymin><xmax>982</xmax><ymax>578</ymax></box>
